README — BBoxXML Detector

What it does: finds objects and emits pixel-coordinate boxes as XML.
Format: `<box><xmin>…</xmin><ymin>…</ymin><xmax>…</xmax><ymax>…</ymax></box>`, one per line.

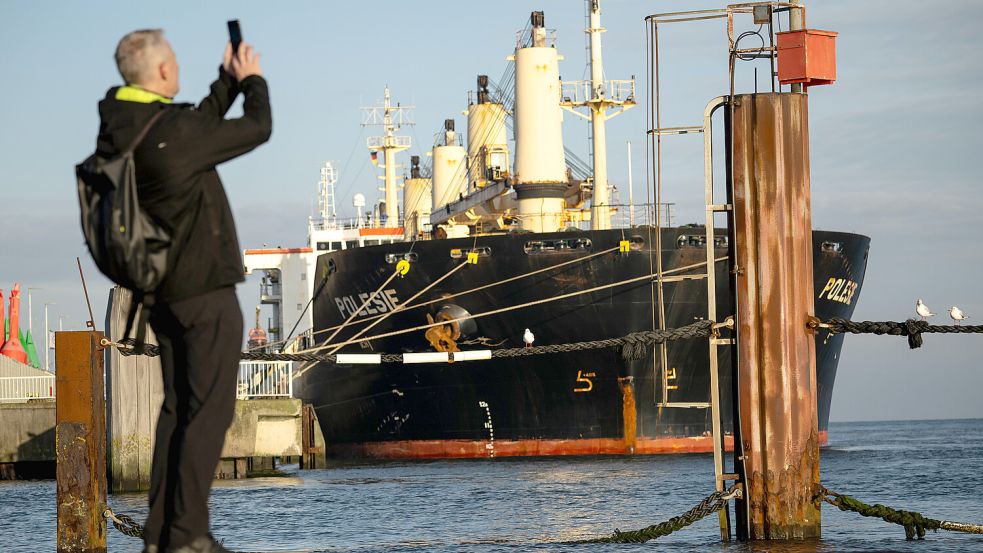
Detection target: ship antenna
<box><xmin>559</xmin><ymin>0</ymin><xmax>636</xmax><ymax>230</ymax></box>
<box><xmin>362</xmin><ymin>87</ymin><xmax>414</xmax><ymax>228</ymax></box>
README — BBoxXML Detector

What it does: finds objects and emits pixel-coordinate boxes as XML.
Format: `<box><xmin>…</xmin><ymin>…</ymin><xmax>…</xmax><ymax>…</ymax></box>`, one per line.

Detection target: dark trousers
<box><xmin>144</xmin><ymin>286</ymin><xmax>243</xmax><ymax>550</ymax></box>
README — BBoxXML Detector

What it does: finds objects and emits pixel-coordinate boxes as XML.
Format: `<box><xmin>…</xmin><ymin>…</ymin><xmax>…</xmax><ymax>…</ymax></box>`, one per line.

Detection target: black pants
<box><xmin>144</xmin><ymin>286</ymin><xmax>243</xmax><ymax>550</ymax></box>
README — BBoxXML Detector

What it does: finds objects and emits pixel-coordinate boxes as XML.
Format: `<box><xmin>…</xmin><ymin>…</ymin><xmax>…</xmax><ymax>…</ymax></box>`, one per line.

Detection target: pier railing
<box><xmin>236</xmin><ymin>361</ymin><xmax>293</xmax><ymax>400</ymax></box>
<box><xmin>0</xmin><ymin>375</ymin><xmax>56</xmax><ymax>402</ymax></box>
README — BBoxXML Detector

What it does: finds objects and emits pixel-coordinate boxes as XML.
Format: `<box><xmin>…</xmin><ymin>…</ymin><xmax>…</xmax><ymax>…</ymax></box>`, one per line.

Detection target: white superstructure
<box><xmin>243</xmin><ymin>161</ymin><xmax>405</xmax><ymax>349</ymax></box>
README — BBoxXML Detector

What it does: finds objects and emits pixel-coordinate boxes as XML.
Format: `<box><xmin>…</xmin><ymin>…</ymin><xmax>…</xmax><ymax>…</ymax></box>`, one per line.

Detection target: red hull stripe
<box><xmin>244</xmin><ymin>247</ymin><xmax>313</xmax><ymax>255</ymax></box>
<box><xmin>328</xmin><ymin>431</ymin><xmax>829</xmax><ymax>459</ymax></box>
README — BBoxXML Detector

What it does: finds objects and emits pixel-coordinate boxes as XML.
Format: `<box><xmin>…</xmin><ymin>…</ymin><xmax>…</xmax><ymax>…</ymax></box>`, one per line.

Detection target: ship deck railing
<box><xmin>236</xmin><ymin>361</ymin><xmax>293</xmax><ymax>400</ymax></box>
<box><xmin>560</xmin><ymin>79</ymin><xmax>636</xmax><ymax>105</ymax></box>
<box><xmin>0</xmin><ymin>375</ymin><xmax>56</xmax><ymax>403</ymax></box>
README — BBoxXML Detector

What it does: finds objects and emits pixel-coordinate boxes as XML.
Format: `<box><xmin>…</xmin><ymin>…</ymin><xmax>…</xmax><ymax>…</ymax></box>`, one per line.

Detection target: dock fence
<box><xmin>236</xmin><ymin>361</ymin><xmax>293</xmax><ymax>400</ymax></box>
<box><xmin>0</xmin><ymin>375</ymin><xmax>56</xmax><ymax>402</ymax></box>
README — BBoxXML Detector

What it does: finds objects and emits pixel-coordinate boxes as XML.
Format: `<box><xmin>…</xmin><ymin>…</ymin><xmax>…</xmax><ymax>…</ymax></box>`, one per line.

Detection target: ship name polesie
<box><xmin>334</xmin><ymin>289</ymin><xmax>401</xmax><ymax>319</ymax></box>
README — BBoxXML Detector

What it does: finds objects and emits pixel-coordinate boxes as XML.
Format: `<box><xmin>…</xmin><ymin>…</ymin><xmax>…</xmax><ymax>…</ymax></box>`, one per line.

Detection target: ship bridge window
<box><xmin>450</xmin><ymin>247</ymin><xmax>492</xmax><ymax>259</ymax></box>
<box><xmin>821</xmin><ymin>241</ymin><xmax>843</xmax><ymax>254</ymax></box>
<box><xmin>524</xmin><ymin>238</ymin><xmax>592</xmax><ymax>254</ymax></box>
<box><xmin>364</xmin><ymin>239</ymin><xmax>381</xmax><ymax>246</ymax></box>
<box><xmin>345</xmin><ymin>240</ymin><xmax>358</xmax><ymax>250</ymax></box>
<box><xmin>316</xmin><ymin>241</ymin><xmax>343</xmax><ymax>251</ymax></box>
<box><xmin>385</xmin><ymin>252</ymin><xmax>419</xmax><ymax>264</ymax></box>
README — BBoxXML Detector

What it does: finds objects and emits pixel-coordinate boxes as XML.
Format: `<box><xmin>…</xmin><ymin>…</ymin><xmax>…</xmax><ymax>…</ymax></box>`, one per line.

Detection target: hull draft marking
<box><xmin>479</xmin><ymin>400</ymin><xmax>495</xmax><ymax>458</ymax></box>
<box><xmin>574</xmin><ymin>371</ymin><xmax>595</xmax><ymax>392</ymax></box>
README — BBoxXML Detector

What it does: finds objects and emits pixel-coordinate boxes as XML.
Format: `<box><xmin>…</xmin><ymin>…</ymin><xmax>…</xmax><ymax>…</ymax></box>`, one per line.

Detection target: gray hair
<box><xmin>114</xmin><ymin>29</ymin><xmax>169</xmax><ymax>85</ymax></box>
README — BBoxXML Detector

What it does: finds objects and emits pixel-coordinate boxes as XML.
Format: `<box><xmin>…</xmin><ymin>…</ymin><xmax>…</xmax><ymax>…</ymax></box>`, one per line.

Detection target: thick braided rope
<box><xmin>823</xmin><ymin>318</ymin><xmax>983</xmax><ymax>349</ymax></box>
<box><xmin>104</xmin><ymin>509</ymin><xmax>144</xmax><ymax>539</ymax></box>
<box><xmin>571</xmin><ymin>489</ymin><xmax>731</xmax><ymax>544</ymax></box>
<box><xmin>817</xmin><ymin>487</ymin><xmax>983</xmax><ymax>540</ymax></box>
<box><xmin>114</xmin><ymin>319</ymin><xmax>715</xmax><ymax>363</ymax></box>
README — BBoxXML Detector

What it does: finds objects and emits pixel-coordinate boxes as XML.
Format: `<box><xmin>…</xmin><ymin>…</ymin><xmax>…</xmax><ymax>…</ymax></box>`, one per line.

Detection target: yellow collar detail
<box><xmin>115</xmin><ymin>86</ymin><xmax>173</xmax><ymax>104</ymax></box>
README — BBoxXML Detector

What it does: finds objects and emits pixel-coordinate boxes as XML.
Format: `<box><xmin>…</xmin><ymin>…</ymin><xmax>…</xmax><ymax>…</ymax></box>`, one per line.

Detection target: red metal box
<box><xmin>776</xmin><ymin>29</ymin><xmax>837</xmax><ymax>87</ymax></box>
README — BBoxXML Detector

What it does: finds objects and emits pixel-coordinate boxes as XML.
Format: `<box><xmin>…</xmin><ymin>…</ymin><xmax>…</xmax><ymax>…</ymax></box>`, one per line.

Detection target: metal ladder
<box><xmin>648</xmin><ymin>95</ymin><xmax>735</xmax><ymax>539</ymax></box>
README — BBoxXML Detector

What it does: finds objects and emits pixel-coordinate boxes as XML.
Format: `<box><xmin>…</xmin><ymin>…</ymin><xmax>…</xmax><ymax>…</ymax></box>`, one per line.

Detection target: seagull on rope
<box><xmin>949</xmin><ymin>306</ymin><xmax>968</xmax><ymax>326</ymax></box>
<box><xmin>523</xmin><ymin>328</ymin><xmax>535</xmax><ymax>348</ymax></box>
<box><xmin>915</xmin><ymin>299</ymin><xmax>935</xmax><ymax>321</ymax></box>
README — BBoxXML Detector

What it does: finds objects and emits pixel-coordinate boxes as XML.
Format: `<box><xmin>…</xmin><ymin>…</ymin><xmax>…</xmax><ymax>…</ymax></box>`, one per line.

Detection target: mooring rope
<box><xmin>104</xmin><ymin>508</ymin><xmax>144</xmax><ymax>539</ymax></box>
<box><xmin>810</xmin><ymin>318</ymin><xmax>983</xmax><ymax>349</ymax></box>
<box><xmin>571</xmin><ymin>486</ymin><xmax>742</xmax><ymax>544</ymax></box>
<box><xmin>248</xmin><ymin>244</ymin><xmax>626</xmax><ymax>353</ymax></box>
<box><xmin>816</xmin><ymin>487</ymin><xmax>983</xmax><ymax>540</ymax></box>
<box><xmin>104</xmin><ymin>319</ymin><xmax>717</xmax><ymax>364</ymax></box>
<box><xmin>322</xmin><ymin>261</ymin><xmax>469</xmax><ymax>355</ymax></box>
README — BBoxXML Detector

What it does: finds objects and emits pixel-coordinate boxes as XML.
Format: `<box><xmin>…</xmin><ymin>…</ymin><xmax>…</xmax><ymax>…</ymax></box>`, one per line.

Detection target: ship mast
<box><xmin>317</xmin><ymin>161</ymin><xmax>337</xmax><ymax>228</ymax></box>
<box><xmin>363</xmin><ymin>87</ymin><xmax>413</xmax><ymax>228</ymax></box>
<box><xmin>561</xmin><ymin>0</ymin><xmax>635</xmax><ymax>230</ymax></box>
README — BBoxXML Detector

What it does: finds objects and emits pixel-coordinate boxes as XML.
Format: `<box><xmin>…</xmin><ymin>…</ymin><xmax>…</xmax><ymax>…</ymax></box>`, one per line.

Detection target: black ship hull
<box><xmin>299</xmin><ymin>228</ymin><xmax>869</xmax><ymax>458</ymax></box>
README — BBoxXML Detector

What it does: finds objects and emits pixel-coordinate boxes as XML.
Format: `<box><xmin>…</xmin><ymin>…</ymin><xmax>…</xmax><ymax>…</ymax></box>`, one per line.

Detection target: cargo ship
<box><xmin>245</xmin><ymin>2</ymin><xmax>869</xmax><ymax>459</ymax></box>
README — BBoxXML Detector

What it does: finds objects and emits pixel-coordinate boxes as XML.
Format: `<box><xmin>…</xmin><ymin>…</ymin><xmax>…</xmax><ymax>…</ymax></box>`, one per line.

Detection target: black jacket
<box><xmin>96</xmin><ymin>70</ymin><xmax>271</xmax><ymax>302</ymax></box>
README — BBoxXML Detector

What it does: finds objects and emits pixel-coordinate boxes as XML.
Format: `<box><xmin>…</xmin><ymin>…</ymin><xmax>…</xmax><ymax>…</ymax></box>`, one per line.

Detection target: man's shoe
<box><xmin>166</xmin><ymin>535</ymin><xmax>234</xmax><ymax>553</ymax></box>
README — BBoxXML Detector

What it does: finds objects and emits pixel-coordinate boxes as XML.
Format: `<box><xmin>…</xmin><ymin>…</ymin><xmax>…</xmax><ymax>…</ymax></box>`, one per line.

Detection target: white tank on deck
<box><xmin>513</xmin><ymin>22</ymin><xmax>566</xmax><ymax>185</ymax></box>
<box><xmin>431</xmin><ymin>120</ymin><xmax>468</xmax><ymax>212</ymax></box>
<box><xmin>403</xmin><ymin>156</ymin><xmax>432</xmax><ymax>240</ymax></box>
<box><xmin>467</xmin><ymin>75</ymin><xmax>510</xmax><ymax>188</ymax></box>
<box><xmin>512</xmin><ymin>12</ymin><xmax>567</xmax><ymax>233</ymax></box>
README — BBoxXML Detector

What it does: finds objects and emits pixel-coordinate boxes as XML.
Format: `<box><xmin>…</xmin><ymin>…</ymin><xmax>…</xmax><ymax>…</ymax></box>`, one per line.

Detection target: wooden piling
<box><xmin>55</xmin><ymin>331</ymin><xmax>107</xmax><ymax>553</ymax></box>
<box><xmin>105</xmin><ymin>287</ymin><xmax>163</xmax><ymax>492</ymax></box>
<box><xmin>730</xmin><ymin>92</ymin><xmax>821</xmax><ymax>539</ymax></box>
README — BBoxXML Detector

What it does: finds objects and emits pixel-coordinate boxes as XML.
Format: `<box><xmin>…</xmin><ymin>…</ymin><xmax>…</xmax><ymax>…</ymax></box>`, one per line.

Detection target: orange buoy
<box><xmin>1</xmin><ymin>283</ymin><xmax>28</xmax><ymax>363</ymax></box>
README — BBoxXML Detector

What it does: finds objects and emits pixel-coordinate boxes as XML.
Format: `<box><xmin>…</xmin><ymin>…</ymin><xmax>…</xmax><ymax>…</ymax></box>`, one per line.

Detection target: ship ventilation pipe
<box><xmin>404</xmin><ymin>155</ymin><xmax>432</xmax><ymax>240</ymax></box>
<box><xmin>443</xmin><ymin>119</ymin><xmax>456</xmax><ymax>146</ymax></box>
<box><xmin>468</xmin><ymin>76</ymin><xmax>510</xmax><ymax>189</ymax></box>
<box><xmin>432</xmin><ymin>119</ymin><xmax>468</xmax><ymax>213</ymax></box>
<box><xmin>476</xmin><ymin>75</ymin><xmax>490</xmax><ymax>104</ymax></box>
<box><xmin>530</xmin><ymin>11</ymin><xmax>547</xmax><ymax>47</ymax></box>
<box><xmin>513</xmin><ymin>10</ymin><xmax>567</xmax><ymax>233</ymax></box>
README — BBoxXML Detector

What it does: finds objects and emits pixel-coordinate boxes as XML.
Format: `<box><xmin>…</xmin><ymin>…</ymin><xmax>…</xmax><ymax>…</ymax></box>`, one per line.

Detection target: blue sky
<box><xmin>1</xmin><ymin>1</ymin><xmax>980</xmax><ymax>422</ymax></box>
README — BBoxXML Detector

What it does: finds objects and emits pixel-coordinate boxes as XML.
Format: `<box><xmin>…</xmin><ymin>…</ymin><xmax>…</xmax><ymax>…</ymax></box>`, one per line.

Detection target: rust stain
<box><xmin>731</xmin><ymin>93</ymin><xmax>820</xmax><ymax>539</ymax></box>
<box><xmin>618</xmin><ymin>377</ymin><xmax>637</xmax><ymax>454</ymax></box>
<box><xmin>55</xmin><ymin>332</ymin><xmax>107</xmax><ymax>553</ymax></box>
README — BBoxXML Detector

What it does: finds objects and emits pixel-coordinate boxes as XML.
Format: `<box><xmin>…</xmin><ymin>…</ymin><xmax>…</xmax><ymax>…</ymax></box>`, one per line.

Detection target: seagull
<box><xmin>949</xmin><ymin>306</ymin><xmax>969</xmax><ymax>326</ymax></box>
<box><xmin>523</xmin><ymin>328</ymin><xmax>535</xmax><ymax>348</ymax></box>
<box><xmin>915</xmin><ymin>299</ymin><xmax>935</xmax><ymax>321</ymax></box>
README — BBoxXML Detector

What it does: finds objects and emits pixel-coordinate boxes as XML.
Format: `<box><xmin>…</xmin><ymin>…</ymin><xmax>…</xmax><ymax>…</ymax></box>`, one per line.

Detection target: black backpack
<box><xmin>76</xmin><ymin>110</ymin><xmax>168</xmax><ymax>352</ymax></box>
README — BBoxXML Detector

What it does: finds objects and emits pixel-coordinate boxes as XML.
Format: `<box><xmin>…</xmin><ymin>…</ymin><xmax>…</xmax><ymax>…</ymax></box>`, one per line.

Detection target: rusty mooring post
<box><xmin>730</xmin><ymin>92</ymin><xmax>821</xmax><ymax>539</ymax></box>
<box><xmin>55</xmin><ymin>331</ymin><xmax>107</xmax><ymax>553</ymax></box>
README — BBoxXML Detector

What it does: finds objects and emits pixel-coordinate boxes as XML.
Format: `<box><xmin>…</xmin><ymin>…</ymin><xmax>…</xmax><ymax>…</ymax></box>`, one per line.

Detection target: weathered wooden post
<box><xmin>55</xmin><ymin>330</ymin><xmax>107</xmax><ymax>552</ymax></box>
<box><xmin>105</xmin><ymin>287</ymin><xmax>163</xmax><ymax>492</ymax></box>
<box><xmin>731</xmin><ymin>92</ymin><xmax>821</xmax><ymax>539</ymax></box>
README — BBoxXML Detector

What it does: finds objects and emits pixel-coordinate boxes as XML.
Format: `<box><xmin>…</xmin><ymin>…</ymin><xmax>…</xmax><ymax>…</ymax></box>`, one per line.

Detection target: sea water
<box><xmin>2</xmin><ymin>419</ymin><xmax>981</xmax><ymax>552</ymax></box>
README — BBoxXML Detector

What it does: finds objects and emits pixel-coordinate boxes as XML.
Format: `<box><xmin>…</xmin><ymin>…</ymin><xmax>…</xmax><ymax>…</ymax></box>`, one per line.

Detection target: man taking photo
<box><xmin>96</xmin><ymin>29</ymin><xmax>271</xmax><ymax>553</ymax></box>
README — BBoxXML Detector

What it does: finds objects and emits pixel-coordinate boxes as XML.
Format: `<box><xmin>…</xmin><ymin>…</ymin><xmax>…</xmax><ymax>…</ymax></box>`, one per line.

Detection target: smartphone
<box><xmin>227</xmin><ymin>20</ymin><xmax>242</xmax><ymax>54</ymax></box>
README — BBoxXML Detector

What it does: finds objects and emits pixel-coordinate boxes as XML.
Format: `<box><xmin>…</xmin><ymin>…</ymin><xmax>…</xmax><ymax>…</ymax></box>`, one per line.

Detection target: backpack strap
<box><xmin>125</xmin><ymin>109</ymin><xmax>166</xmax><ymax>154</ymax></box>
<box><xmin>121</xmin><ymin>291</ymin><xmax>155</xmax><ymax>355</ymax></box>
